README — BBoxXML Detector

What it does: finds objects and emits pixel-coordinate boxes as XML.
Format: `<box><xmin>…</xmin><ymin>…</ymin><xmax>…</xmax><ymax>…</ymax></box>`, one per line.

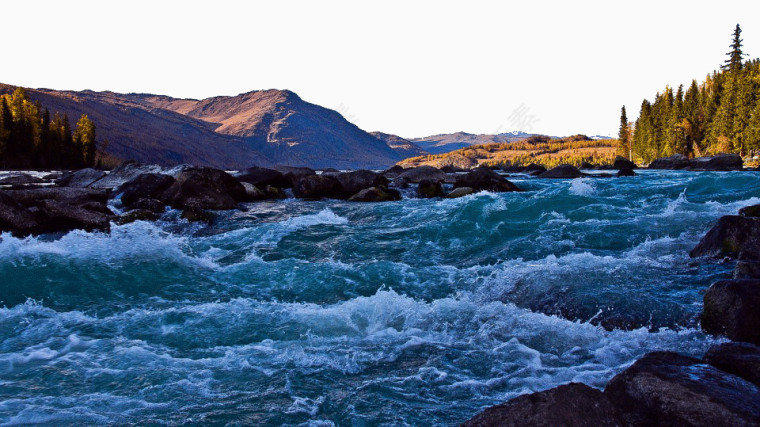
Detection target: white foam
<box><xmin>569</xmin><ymin>179</ymin><xmax>595</xmax><ymax>196</ymax></box>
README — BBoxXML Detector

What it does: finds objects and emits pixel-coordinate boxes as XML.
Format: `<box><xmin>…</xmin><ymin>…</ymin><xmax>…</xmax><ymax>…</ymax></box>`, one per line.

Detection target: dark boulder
<box><xmin>382</xmin><ymin>165</ymin><xmax>405</xmax><ymax>179</ymax></box>
<box><xmin>55</xmin><ymin>168</ymin><xmax>106</xmax><ymax>188</ymax></box>
<box><xmin>332</xmin><ymin>170</ymin><xmax>389</xmax><ymax>198</ymax></box>
<box><xmin>116</xmin><ymin>209</ymin><xmax>161</xmax><ymax>225</ymax></box>
<box><xmin>181</xmin><ymin>208</ymin><xmax>215</xmax><ymax>223</ymax></box>
<box><xmin>446</xmin><ymin>187</ymin><xmax>476</xmax><ymax>198</ymax></box>
<box><xmin>580</xmin><ymin>161</ymin><xmax>595</xmax><ymax>169</ymax></box>
<box><xmin>538</xmin><ymin>164</ymin><xmax>583</xmax><ymax>179</ymax></box>
<box><xmin>234</xmin><ymin>167</ymin><xmax>291</xmax><ymax>189</ymax></box>
<box><xmin>604</xmin><ymin>351</ymin><xmax>760</xmax><ymax>426</ymax></box>
<box><xmin>453</xmin><ymin>167</ymin><xmax>522</xmax><ymax>192</ymax></box>
<box><xmin>702</xmin><ymin>279</ymin><xmax>760</xmax><ymax>345</ymax></box>
<box><xmin>292</xmin><ymin>175</ymin><xmax>342</xmax><ymax>199</ymax></box>
<box><xmin>616</xmin><ymin>168</ymin><xmax>636</xmax><ymax>177</ymax></box>
<box><xmin>239</xmin><ymin>182</ymin><xmax>287</xmax><ymax>201</ymax></box>
<box><xmin>273</xmin><ymin>165</ymin><xmax>316</xmax><ymax>186</ymax></box>
<box><xmin>116</xmin><ymin>173</ymin><xmax>177</xmax><ymax>208</ymax></box>
<box><xmin>734</xmin><ymin>241</ymin><xmax>760</xmax><ymax>279</ymax></box>
<box><xmin>166</xmin><ymin>167</ymin><xmax>247</xmax><ymax>210</ymax></box>
<box><xmin>705</xmin><ymin>342</ymin><xmax>760</xmax><ymax>387</ymax></box>
<box><xmin>0</xmin><ymin>188</ymin><xmax>114</xmax><ymax>236</ymax></box>
<box><xmin>691</xmin><ymin>153</ymin><xmax>743</xmax><ymax>171</ymax></box>
<box><xmin>462</xmin><ymin>383</ymin><xmax>622</xmax><ymax>427</ymax></box>
<box><xmin>132</xmin><ymin>198</ymin><xmax>166</xmax><ymax>214</ymax></box>
<box><xmin>648</xmin><ymin>154</ymin><xmax>691</xmax><ymax>170</ymax></box>
<box><xmin>689</xmin><ymin>215</ymin><xmax>760</xmax><ymax>258</ymax></box>
<box><xmin>397</xmin><ymin>166</ymin><xmax>446</xmax><ymax>183</ymax></box>
<box><xmin>739</xmin><ymin>204</ymin><xmax>760</xmax><ymax>218</ymax></box>
<box><xmin>440</xmin><ymin>165</ymin><xmax>467</xmax><ymax>173</ymax></box>
<box><xmin>417</xmin><ymin>179</ymin><xmax>445</xmax><ymax>198</ymax></box>
<box><xmin>523</xmin><ymin>164</ymin><xmax>547</xmax><ymax>175</ymax></box>
<box><xmin>613</xmin><ymin>156</ymin><xmax>637</xmax><ymax>170</ymax></box>
<box><xmin>347</xmin><ymin>186</ymin><xmax>402</xmax><ymax>202</ymax></box>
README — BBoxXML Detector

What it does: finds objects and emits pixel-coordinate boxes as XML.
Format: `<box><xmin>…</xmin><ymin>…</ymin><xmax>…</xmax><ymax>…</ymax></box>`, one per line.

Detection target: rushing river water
<box><xmin>0</xmin><ymin>170</ymin><xmax>757</xmax><ymax>425</ymax></box>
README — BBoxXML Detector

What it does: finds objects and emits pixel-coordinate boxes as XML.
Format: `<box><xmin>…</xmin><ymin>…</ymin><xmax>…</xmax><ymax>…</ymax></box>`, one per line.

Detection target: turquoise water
<box><xmin>0</xmin><ymin>170</ymin><xmax>756</xmax><ymax>425</ymax></box>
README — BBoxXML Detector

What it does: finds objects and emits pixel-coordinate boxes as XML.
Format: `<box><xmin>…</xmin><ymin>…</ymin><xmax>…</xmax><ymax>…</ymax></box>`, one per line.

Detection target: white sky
<box><xmin>4</xmin><ymin>0</ymin><xmax>760</xmax><ymax>138</ymax></box>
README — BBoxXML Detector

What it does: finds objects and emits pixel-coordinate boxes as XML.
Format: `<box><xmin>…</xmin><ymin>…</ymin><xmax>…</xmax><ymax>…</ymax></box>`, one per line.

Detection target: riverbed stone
<box><xmin>702</xmin><ymin>279</ymin><xmax>760</xmax><ymax>345</ymax></box>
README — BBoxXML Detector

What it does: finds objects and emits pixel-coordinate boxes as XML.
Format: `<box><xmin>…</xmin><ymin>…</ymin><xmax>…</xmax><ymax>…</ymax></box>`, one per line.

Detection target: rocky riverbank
<box><xmin>463</xmin><ymin>203</ymin><xmax>760</xmax><ymax>426</ymax></box>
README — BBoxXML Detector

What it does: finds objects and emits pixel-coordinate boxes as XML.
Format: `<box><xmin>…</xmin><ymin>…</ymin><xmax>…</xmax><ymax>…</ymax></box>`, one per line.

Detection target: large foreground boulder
<box><xmin>691</xmin><ymin>153</ymin><xmax>743</xmax><ymax>171</ymax></box>
<box><xmin>702</xmin><ymin>279</ymin><xmax>760</xmax><ymax>345</ymax></box>
<box><xmin>292</xmin><ymin>175</ymin><xmax>342</xmax><ymax>199</ymax></box>
<box><xmin>689</xmin><ymin>216</ymin><xmax>760</xmax><ymax>258</ymax></box>
<box><xmin>116</xmin><ymin>173</ymin><xmax>177</xmax><ymax>208</ymax></box>
<box><xmin>55</xmin><ymin>168</ymin><xmax>107</xmax><ymax>188</ymax></box>
<box><xmin>462</xmin><ymin>383</ymin><xmax>622</xmax><ymax>427</ymax></box>
<box><xmin>453</xmin><ymin>167</ymin><xmax>522</xmax><ymax>192</ymax></box>
<box><xmin>538</xmin><ymin>164</ymin><xmax>583</xmax><ymax>179</ymax></box>
<box><xmin>88</xmin><ymin>161</ymin><xmax>164</xmax><ymax>189</ymax></box>
<box><xmin>165</xmin><ymin>167</ymin><xmax>247</xmax><ymax>210</ymax></box>
<box><xmin>0</xmin><ymin>188</ymin><xmax>114</xmax><ymax>236</ymax></box>
<box><xmin>648</xmin><ymin>154</ymin><xmax>691</xmax><ymax>170</ymax></box>
<box><xmin>604</xmin><ymin>351</ymin><xmax>760</xmax><ymax>426</ymax></box>
<box><xmin>705</xmin><ymin>342</ymin><xmax>760</xmax><ymax>387</ymax></box>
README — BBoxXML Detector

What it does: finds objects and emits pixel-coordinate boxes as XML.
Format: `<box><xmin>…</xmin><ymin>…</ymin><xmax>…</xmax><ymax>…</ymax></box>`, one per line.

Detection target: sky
<box><xmin>4</xmin><ymin>0</ymin><xmax>760</xmax><ymax>138</ymax></box>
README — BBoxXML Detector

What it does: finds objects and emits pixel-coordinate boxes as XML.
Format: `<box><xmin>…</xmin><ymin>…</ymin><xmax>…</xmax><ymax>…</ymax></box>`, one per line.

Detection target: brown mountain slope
<box><xmin>369</xmin><ymin>132</ymin><xmax>428</xmax><ymax>158</ymax></box>
<box><xmin>0</xmin><ymin>84</ymin><xmax>408</xmax><ymax>169</ymax></box>
<box><xmin>412</xmin><ymin>131</ymin><xmax>550</xmax><ymax>154</ymax></box>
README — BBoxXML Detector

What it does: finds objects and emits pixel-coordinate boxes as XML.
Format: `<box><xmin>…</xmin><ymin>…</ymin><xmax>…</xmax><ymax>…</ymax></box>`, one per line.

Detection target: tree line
<box><xmin>0</xmin><ymin>87</ymin><xmax>98</xmax><ymax>169</ymax></box>
<box><xmin>619</xmin><ymin>24</ymin><xmax>760</xmax><ymax>163</ymax></box>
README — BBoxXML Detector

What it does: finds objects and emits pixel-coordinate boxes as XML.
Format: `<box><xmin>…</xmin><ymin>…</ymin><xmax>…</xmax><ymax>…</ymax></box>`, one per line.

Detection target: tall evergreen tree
<box><xmin>618</xmin><ymin>106</ymin><xmax>631</xmax><ymax>157</ymax></box>
<box><xmin>723</xmin><ymin>24</ymin><xmax>746</xmax><ymax>73</ymax></box>
<box><xmin>73</xmin><ymin>114</ymin><xmax>96</xmax><ymax>167</ymax></box>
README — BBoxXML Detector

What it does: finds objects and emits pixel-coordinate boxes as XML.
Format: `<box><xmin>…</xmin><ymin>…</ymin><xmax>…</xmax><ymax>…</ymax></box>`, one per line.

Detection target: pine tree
<box><xmin>73</xmin><ymin>114</ymin><xmax>96</xmax><ymax>167</ymax></box>
<box><xmin>722</xmin><ymin>24</ymin><xmax>746</xmax><ymax>73</ymax></box>
<box><xmin>618</xmin><ymin>106</ymin><xmax>631</xmax><ymax>158</ymax></box>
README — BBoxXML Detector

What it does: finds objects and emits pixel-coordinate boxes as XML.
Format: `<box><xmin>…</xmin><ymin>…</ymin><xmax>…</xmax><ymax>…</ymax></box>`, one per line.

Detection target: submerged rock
<box><xmin>702</xmin><ymin>279</ymin><xmax>760</xmax><ymax>345</ymax></box>
<box><xmin>462</xmin><ymin>383</ymin><xmax>622</xmax><ymax>427</ymax></box>
<box><xmin>117</xmin><ymin>209</ymin><xmax>161</xmax><ymax>225</ymax></box>
<box><xmin>705</xmin><ymin>342</ymin><xmax>760</xmax><ymax>387</ymax></box>
<box><xmin>616</xmin><ymin>168</ymin><xmax>636</xmax><ymax>177</ymax></box>
<box><xmin>604</xmin><ymin>351</ymin><xmax>760</xmax><ymax>426</ymax></box>
<box><xmin>689</xmin><ymin>216</ymin><xmax>760</xmax><ymax>258</ymax></box>
<box><xmin>453</xmin><ymin>167</ymin><xmax>522</xmax><ymax>192</ymax></box>
<box><xmin>446</xmin><ymin>187</ymin><xmax>476</xmax><ymax>198</ymax></box>
<box><xmin>347</xmin><ymin>186</ymin><xmax>401</xmax><ymax>202</ymax></box>
<box><xmin>538</xmin><ymin>164</ymin><xmax>583</xmax><ymax>179</ymax></box>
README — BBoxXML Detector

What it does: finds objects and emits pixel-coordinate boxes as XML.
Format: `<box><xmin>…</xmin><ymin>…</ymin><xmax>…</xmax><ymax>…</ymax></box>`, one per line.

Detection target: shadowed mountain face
<box><xmin>0</xmin><ymin>84</ymin><xmax>409</xmax><ymax>170</ymax></box>
<box><xmin>369</xmin><ymin>132</ymin><xmax>427</xmax><ymax>158</ymax></box>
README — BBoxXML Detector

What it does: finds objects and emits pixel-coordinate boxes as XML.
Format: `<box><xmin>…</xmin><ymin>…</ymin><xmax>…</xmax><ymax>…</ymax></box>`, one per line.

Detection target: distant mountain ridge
<box><xmin>0</xmin><ymin>84</ymin><xmax>411</xmax><ymax>170</ymax></box>
<box><xmin>410</xmin><ymin>131</ymin><xmax>554</xmax><ymax>154</ymax></box>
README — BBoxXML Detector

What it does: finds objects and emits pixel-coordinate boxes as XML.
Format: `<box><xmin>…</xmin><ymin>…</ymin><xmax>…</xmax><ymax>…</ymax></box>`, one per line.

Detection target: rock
<box><xmin>435</xmin><ymin>154</ymin><xmax>477</xmax><ymax>171</ymax></box>
<box><xmin>702</xmin><ymin>279</ymin><xmax>760</xmax><ymax>345</ymax></box>
<box><xmin>166</xmin><ymin>167</ymin><xmax>247</xmax><ymax>210</ymax></box>
<box><xmin>181</xmin><ymin>208</ymin><xmax>215</xmax><ymax>223</ymax></box>
<box><xmin>55</xmin><ymin>168</ymin><xmax>106</xmax><ymax>188</ymax></box>
<box><xmin>616</xmin><ymin>168</ymin><xmax>636</xmax><ymax>177</ymax></box>
<box><xmin>397</xmin><ymin>166</ymin><xmax>446</xmax><ymax>183</ymax></box>
<box><xmin>417</xmin><ymin>179</ymin><xmax>445</xmax><ymax>198</ymax></box>
<box><xmin>292</xmin><ymin>175</ymin><xmax>342</xmax><ymax>199</ymax></box>
<box><xmin>347</xmin><ymin>186</ymin><xmax>401</xmax><ymax>202</ymax></box>
<box><xmin>705</xmin><ymin>342</ymin><xmax>760</xmax><ymax>387</ymax></box>
<box><xmin>691</xmin><ymin>153</ymin><xmax>743</xmax><ymax>171</ymax></box>
<box><xmin>538</xmin><ymin>164</ymin><xmax>583</xmax><ymax>179</ymax></box>
<box><xmin>523</xmin><ymin>164</ymin><xmax>547</xmax><ymax>175</ymax></box>
<box><xmin>41</xmin><ymin>172</ymin><xmax>63</xmax><ymax>181</ymax></box>
<box><xmin>648</xmin><ymin>154</ymin><xmax>691</xmax><ymax>170</ymax></box>
<box><xmin>604</xmin><ymin>351</ymin><xmax>760</xmax><ymax>426</ymax></box>
<box><xmin>116</xmin><ymin>173</ymin><xmax>177</xmax><ymax>208</ymax></box>
<box><xmin>440</xmin><ymin>165</ymin><xmax>467</xmax><ymax>173</ymax></box>
<box><xmin>272</xmin><ymin>165</ymin><xmax>316</xmax><ymax>186</ymax></box>
<box><xmin>462</xmin><ymin>383</ymin><xmax>622</xmax><ymax>427</ymax></box>
<box><xmin>382</xmin><ymin>165</ymin><xmax>405</xmax><ymax>179</ymax></box>
<box><xmin>0</xmin><ymin>188</ymin><xmax>114</xmax><ymax>235</ymax></box>
<box><xmin>734</xmin><ymin>241</ymin><xmax>760</xmax><ymax>279</ymax></box>
<box><xmin>446</xmin><ymin>187</ymin><xmax>476</xmax><ymax>198</ymax></box>
<box><xmin>116</xmin><ymin>209</ymin><xmax>161</xmax><ymax>225</ymax></box>
<box><xmin>453</xmin><ymin>167</ymin><xmax>522</xmax><ymax>192</ymax></box>
<box><xmin>132</xmin><ymin>198</ymin><xmax>166</xmax><ymax>214</ymax></box>
<box><xmin>234</xmin><ymin>167</ymin><xmax>291</xmax><ymax>189</ymax></box>
<box><xmin>580</xmin><ymin>161</ymin><xmax>595</xmax><ymax>169</ymax></box>
<box><xmin>0</xmin><ymin>174</ymin><xmax>45</xmax><ymax>185</ymax></box>
<box><xmin>689</xmin><ymin>216</ymin><xmax>760</xmax><ymax>258</ymax></box>
<box><xmin>613</xmin><ymin>156</ymin><xmax>637</xmax><ymax>170</ymax></box>
<box><xmin>239</xmin><ymin>182</ymin><xmax>287</xmax><ymax>201</ymax></box>
<box><xmin>391</xmin><ymin>176</ymin><xmax>409</xmax><ymax>188</ymax></box>
<box><xmin>321</xmin><ymin>168</ymin><xmax>340</xmax><ymax>173</ymax></box>
<box><xmin>89</xmin><ymin>161</ymin><xmax>164</xmax><ymax>189</ymax></box>
<box><xmin>739</xmin><ymin>204</ymin><xmax>760</xmax><ymax>218</ymax></box>
<box><xmin>332</xmin><ymin>170</ymin><xmax>389</xmax><ymax>198</ymax></box>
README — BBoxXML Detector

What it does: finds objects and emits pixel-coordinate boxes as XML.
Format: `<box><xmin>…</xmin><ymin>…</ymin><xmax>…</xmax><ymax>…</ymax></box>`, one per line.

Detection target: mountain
<box><xmin>369</xmin><ymin>132</ymin><xmax>428</xmax><ymax>158</ymax></box>
<box><xmin>0</xmin><ymin>84</ymin><xmax>408</xmax><ymax>170</ymax></box>
<box><xmin>410</xmin><ymin>131</ymin><xmax>550</xmax><ymax>154</ymax></box>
